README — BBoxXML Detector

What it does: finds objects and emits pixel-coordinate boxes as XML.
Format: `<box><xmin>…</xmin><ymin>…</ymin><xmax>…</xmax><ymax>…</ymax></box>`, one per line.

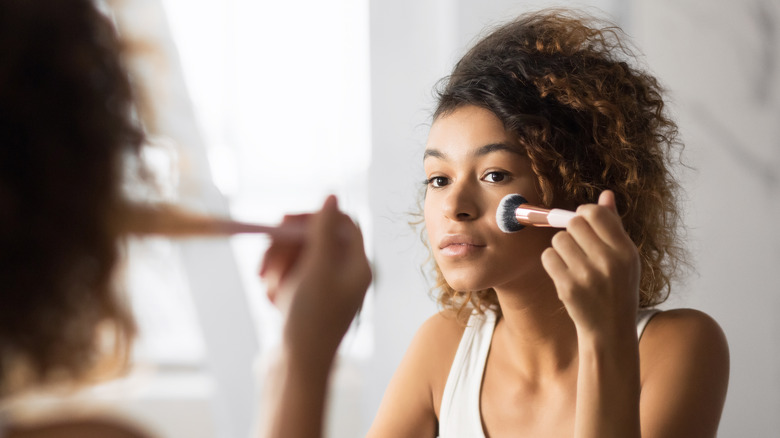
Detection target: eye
<box><xmin>482</xmin><ymin>171</ymin><xmax>508</xmax><ymax>183</ymax></box>
<box><xmin>426</xmin><ymin>176</ymin><xmax>450</xmax><ymax>188</ymax></box>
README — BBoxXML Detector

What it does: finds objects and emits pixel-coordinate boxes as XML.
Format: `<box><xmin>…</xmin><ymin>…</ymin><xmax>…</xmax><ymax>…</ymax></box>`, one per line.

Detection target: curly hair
<box><xmin>428</xmin><ymin>9</ymin><xmax>687</xmax><ymax>320</ymax></box>
<box><xmin>0</xmin><ymin>0</ymin><xmax>143</xmax><ymax>395</ymax></box>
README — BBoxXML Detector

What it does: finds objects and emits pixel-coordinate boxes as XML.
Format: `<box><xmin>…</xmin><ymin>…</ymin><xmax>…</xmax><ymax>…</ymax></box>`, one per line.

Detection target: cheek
<box><xmin>423</xmin><ymin>199</ymin><xmax>438</xmax><ymax>234</ymax></box>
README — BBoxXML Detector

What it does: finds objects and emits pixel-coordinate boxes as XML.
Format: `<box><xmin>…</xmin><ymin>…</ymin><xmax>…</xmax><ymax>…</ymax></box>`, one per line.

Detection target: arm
<box><xmin>259</xmin><ymin>347</ymin><xmax>333</xmax><ymax>438</ymax></box>
<box><xmin>638</xmin><ymin>309</ymin><xmax>729</xmax><ymax>437</ymax></box>
<box><xmin>541</xmin><ymin>190</ymin><xmax>641</xmax><ymax>437</ymax></box>
<box><xmin>257</xmin><ymin>195</ymin><xmax>372</xmax><ymax>438</ymax></box>
<box><xmin>541</xmin><ymin>190</ymin><xmax>729</xmax><ymax>437</ymax></box>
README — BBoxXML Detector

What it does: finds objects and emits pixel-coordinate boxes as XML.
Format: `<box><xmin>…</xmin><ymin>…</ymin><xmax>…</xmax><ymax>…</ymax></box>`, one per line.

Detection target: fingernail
<box><xmin>325</xmin><ymin>194</ymin><xmax>339</xmax><ymax>210</ymax></box>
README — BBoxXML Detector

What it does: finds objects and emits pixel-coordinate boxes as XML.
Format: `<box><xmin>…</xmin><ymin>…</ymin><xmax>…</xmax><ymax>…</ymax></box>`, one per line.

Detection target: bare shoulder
<box><xmin>638</xmin><ymin>308</ymin><xmax>729</xmax><ymax>436</ymax></box>
<box><xmin>366</xmin><ymin>309</ymin><xmax>467</xmax><ymax>438</ymax></box>
<box><xmin>8</xmin><ymin>417</ymin><xmax>152</xmax><ymax>438</ymax></box>
<box><xmin>641</xmin><ymin>308</ymin><xmax>729</xmax><ymax>377</ymax></box>
<box><xmin>415</xmin><ymin>309</ymin><xmax>468</xmax><ymax>348</ymax></box>
<box><xmin>642</xmin><ymin>308</ymin><xmax>729</xmax><ymax>364</ymax></box>
<box><xmin>406</xmin><ymin>309</ymin><xmax>467</xmax><ymax>381</ymax></box>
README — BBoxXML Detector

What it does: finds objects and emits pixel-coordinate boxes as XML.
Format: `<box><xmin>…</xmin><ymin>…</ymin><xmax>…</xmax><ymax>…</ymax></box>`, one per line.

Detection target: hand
<box><xmin>540</xmin><ymin>190</ymin><xmax>640</xmax><ymax>339</ymax></box>
<box><xmin>259</xmin><ymin>195</ymin><xmax>372</xmax><ymax>358</ymax></box>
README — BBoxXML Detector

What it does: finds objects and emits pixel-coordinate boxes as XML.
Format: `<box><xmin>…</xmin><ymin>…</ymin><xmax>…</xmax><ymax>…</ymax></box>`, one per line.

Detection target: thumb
<box><xmin>306</xmin><ymin>195</ymin><xmax>346</xmax><ymax>259</ymax></box>
<box><xmin>598</xmin><ymin>190</ymin><xmax>618</xmax><ymax>215</ymax></box>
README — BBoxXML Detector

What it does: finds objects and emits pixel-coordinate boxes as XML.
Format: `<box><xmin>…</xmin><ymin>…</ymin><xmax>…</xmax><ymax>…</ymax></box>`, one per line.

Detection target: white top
<box><xmin>438</xmin><ymin>308</ymin><xmax>660</xmax><ymax>438</ymax></box>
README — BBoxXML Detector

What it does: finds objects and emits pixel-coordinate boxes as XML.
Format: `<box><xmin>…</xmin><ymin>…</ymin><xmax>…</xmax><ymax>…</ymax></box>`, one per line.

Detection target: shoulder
<box><xmin>405</xmin><ymin>309</ymin><xmax>468</xmax><ymax>380</ymax></box>
<box><xmin>7</xmin><ymin>417</ymin><xmax>152</xmax><ymax>438</ymax></box>
<box><xmin>641</xmin><ymin>308</ymin><xmax>729</xmax><ymax>373</ymax></box>
<box><xmin>638</xmin><ymin>308</ymin><xmax>729</xmax><ymax>435</ymax></box>
<box><xmin>366</xmin><ymin>310</ymin><xmax>467</xmax><ymax>438</ymax></box>
<box><xmin>415</xmin><ymin>309</ymin><xmax>468</xmax><ymax>347</ymax></box>
<box><xmin>641</xmin><ymin>308</ymin><xmax>728</xmax><ymax>363</ymax></box>
<box><xmin>379</xmin><ymin>309</ymin><xmax>469</xmax><ymax>390</ymax></box>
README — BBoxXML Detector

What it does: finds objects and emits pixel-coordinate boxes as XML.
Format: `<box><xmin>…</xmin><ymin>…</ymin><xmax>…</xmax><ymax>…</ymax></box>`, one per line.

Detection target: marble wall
<box><xmin>633</xmin><ymin>0</ymin><xmax>780</xmax><ymax>434</ymax></box>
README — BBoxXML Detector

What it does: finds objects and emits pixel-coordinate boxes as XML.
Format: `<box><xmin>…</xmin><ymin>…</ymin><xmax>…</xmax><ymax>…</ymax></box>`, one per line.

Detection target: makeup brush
<box><xmin>119</xmin><ymin>202</ymin><xmax>306</xmax><ymax>239</ymax></box>
<box><xmin>496</xmin><ymin>194</ymin><xmax>576</xmax><ymax>232</ymax></box>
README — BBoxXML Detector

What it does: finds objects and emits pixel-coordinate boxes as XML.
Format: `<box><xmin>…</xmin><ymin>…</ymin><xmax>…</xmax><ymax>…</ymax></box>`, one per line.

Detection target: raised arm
<box><xmin>258</xmin><ymin>196</ymin><xmax>372</xmax><ymax>438</ymax></box>
<box><xmin>541</xmin><ymin>190</ymin><xmax>728</xmax><ymax>437</ymax></box>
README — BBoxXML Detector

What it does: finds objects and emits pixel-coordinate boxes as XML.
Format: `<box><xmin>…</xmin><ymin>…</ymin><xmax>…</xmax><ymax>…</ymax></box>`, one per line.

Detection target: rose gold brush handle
<box><xmin>515</xmin><ymin>205</ymin><xmax>576</xmax><ymax>228</ymax></box>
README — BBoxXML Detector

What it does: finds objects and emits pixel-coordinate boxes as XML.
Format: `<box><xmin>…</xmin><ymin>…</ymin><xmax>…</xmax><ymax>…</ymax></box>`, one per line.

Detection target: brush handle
<box><xmin>546</xmin><ymin>209</ymin><xmax>577</xmax><ymax>228</ymax></box>
<box><xmin>516</xmin><ymin>205</ymin><xmax>576</xmax><ymax>228</ymax></box>
<box><xmin>122</xmin><ymin>203</ymin><xmax>308</xmax><ymax>239</ymax></box>
<box><xmin>207</xmin><ymin>219</ymin><xmax>307</xmax><ymax>239</ymax></box>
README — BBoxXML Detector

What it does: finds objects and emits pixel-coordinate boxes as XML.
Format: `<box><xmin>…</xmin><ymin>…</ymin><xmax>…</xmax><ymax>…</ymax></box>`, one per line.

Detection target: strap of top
<box><xmin>438</xmin><ymin>309</ymin><xmax>496</xmax><ymax>438</ymax></box>
<box><xmin>636</xmin><ymin>308</ymin><xmax>661</xmax><ymax>340</ymax></box>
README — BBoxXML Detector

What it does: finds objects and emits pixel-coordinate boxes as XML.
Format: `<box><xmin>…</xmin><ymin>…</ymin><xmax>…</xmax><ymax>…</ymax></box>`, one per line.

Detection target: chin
<box><xmin>442</xmin><ymin>273</ymin><xmax>492</xmax><ymax>293</ymax></box>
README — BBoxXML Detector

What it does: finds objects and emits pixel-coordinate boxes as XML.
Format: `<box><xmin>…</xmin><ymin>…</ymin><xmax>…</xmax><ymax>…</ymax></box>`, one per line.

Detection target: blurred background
<box><xmin>55</xmin><ymin>0</ymin><xmax>780</xmax><ymax>437</ymax></box>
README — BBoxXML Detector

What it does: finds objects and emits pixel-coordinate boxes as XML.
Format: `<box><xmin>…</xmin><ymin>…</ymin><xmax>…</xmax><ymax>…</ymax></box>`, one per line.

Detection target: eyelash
<box><xmin>483</xmin><ymin>171</ymin><xmax>508</xmax><ymax>183</ymax></box>
<box><xmin>424</xmin><ymin>171</ymin><xmax>510</xmax><ymax>188</ymax></box>
<box><xmin>424</xmin><ymin>176</ymin><xmax>449</xmax><ymax>188</ymax></box>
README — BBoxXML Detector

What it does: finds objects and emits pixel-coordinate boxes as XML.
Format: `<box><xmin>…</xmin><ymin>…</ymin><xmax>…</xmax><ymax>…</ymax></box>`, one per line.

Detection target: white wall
<box><xmin>365</xmin><ymin>0</ymin><xmax>455</xmax><ymax>429</ymax></box>
<box><xmin>366</xmin><ymin>0</ymin><xmax>779</xmax><ymax>434</ymax></box>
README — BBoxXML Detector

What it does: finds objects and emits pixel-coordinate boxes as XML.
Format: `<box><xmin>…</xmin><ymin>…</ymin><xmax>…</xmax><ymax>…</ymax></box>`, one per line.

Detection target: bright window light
<box><xmin>159</xmin><ymin>0</ymin><xmax>372</xmax><ymax>355</ymax></box>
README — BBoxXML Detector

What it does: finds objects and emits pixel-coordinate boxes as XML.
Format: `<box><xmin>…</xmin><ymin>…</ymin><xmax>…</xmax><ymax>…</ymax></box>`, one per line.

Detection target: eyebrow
<box><xmin>423</xmin><ymin>142</ymin><xmax>522</xmax><ymax>161</ymax></box>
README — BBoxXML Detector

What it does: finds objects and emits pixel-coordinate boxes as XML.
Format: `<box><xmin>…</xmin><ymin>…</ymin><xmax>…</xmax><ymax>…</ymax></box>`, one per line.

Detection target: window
<box><xmin>158</xmin><ymin>0</ymin><xmax>372</xmax><ymax>356</ymax></box>
<box><xmin>116</xmin><ymin>0</ymin><xmax>373</xmax><ymax>436</ymax></box>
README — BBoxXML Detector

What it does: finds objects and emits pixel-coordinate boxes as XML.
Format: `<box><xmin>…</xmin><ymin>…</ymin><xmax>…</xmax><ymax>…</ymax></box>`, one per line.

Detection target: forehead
<box><xmin>425</xmin><ymin>105</ymin><xmax>518</xmax><ymax>158</ymax></box>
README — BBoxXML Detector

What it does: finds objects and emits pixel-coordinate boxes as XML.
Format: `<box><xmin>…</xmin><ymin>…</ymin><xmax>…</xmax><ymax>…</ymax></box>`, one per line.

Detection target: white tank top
<box><xmin>438</xmin><ymin>308</ymin><xmax>660</xmax><ymax>438</ymax></box>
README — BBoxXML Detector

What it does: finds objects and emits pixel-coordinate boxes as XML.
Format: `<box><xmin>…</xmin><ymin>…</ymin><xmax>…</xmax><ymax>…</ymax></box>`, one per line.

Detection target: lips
<box><xmin>438</xmin><ymin>234</ymin><xmax>486</xmax><ymax>257</ymax></box>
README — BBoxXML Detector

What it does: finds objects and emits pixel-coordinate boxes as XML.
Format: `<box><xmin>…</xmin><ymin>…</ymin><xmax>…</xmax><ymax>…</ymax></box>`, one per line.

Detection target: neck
<box><xmin>492</xmin><ymin>270</ymin><xmax>579</xmax><ymax>380</ymax></box>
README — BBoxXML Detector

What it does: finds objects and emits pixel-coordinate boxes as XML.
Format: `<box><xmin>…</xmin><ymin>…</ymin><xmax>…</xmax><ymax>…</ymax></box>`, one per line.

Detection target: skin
<box><xmin>258</xmin><ymin>195</ymin><xmax>372</xmax><ymax>438</ymax></box>
<box><xmin>367</xmin><ymin>105</ymin><xmax>729</xmax><ymax>438</ymax></box>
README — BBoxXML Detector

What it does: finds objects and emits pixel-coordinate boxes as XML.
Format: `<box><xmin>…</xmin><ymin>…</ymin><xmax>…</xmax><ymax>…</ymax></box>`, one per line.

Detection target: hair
<box><xmin>428</xmin><ymin>9</ymin><xmax>687</xmax><ymax>320</ymax></box>
<box><xmin>0</xmin><ymin>0</ymin><xmax>144</xmax><ymax>396</ymax></box>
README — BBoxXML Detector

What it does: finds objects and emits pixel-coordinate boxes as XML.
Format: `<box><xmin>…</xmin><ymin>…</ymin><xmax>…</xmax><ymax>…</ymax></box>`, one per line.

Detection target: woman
<box><xmin>0</xmin><ymin>1</ymin><xmax>370</xmax><ymax>437</ymax></box>
<box><xmin>368</xmin><ymin>9</ymin><xmax>728</xmax><ymax>437</ymax></box>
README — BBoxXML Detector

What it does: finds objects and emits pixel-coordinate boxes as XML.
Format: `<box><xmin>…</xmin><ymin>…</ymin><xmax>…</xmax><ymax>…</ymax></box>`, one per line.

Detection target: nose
<box><xmin>442</xmin><ymin>180</ymin><xmax>479</xmax><ymax>221</ymax></box>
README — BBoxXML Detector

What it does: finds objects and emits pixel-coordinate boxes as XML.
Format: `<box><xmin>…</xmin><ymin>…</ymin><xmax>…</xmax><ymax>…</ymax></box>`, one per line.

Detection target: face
<box><xmin>424</xmin><ymin>105</ymin><xmax>556</xmax><ymax>293</ymax></box>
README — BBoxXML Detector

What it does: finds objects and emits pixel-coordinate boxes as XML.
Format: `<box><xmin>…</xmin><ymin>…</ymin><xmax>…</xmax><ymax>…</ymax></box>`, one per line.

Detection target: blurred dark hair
<box><xmin>0</xmin><ymin>0</ymin><xmax>143</xmax><ymax>395</ymax></box>
<box><xmin>429</xmin><ymin>9</ymin><xmax>687</xmax><ymax>320</ymax></box>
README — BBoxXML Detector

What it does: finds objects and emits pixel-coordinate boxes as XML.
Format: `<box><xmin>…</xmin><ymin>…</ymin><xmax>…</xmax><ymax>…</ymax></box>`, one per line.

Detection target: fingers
<box><xmin>264</xmin><ymin>196</ymin><xmax>371</xmax><ymax>356</ymax></box>
<box><xmin>259</xmin><ymin>214</ymin><xmax>309</xmax><ymax>279</ymax></box>
<box><xmin>306</xmin><ymin>196</ymin><xmax>371</xmax><ymax>291</ymax></box>
<box><xmin>541</xmin><ymin>246</ymin><xmax>568</xmax><ymax>284</ymax></box>
<box><xmin>598</xmin><ymin>189</ymin><xmax>618</xmax><ymax>214</ymax></box>
<box><xmin>542</xmin><ymin>190</ymin><xmax>635</xmax><ymax>289</ymax></box>
<box><xmin>572</xmin><ymin>190</ymin><xmax>628</xmax><ymax>251</ymax></box>
<box><xmin>306</xmin><ymin>195</ymin><xmax>348</xmax><ymax>258</ymax></box>
<box><xmin>260</xmin><ymin>195</ymin><xmax>370</xmax><ymax>311</ymax></box>
<box><xmin>541</xmin><ymin>191</ymin><xmax>640</xmax><ymax>334</ymax></box>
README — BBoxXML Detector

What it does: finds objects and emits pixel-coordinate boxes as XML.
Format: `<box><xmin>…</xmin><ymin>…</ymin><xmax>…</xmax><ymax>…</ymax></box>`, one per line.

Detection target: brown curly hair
<box><xmin>0</xmin><ymin>0</ymin><xmax>144</xmax><ymax>396</ymax></box>
<box><xmin>428</xmin><ymin>9</ymin><xmax>687</xmax><ymax>320</ymax></box>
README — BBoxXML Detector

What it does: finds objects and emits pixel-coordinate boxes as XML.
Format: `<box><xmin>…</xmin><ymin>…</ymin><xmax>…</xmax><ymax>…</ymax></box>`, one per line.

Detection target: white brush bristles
<box><xmin>496</xmin><ymin>194</ymin><xmax>528</xmax><ymax>233</ymax></box>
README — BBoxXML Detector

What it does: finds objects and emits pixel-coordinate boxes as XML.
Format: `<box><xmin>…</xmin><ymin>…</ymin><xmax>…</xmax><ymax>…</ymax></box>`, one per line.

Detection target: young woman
<box><xmin>368</xmin><ymin>10</ymin><xmax>729</xmax><ymax>438</ymax></box>
<box><xmin>0</xmin><ymin>1</ymin><xmax>370</xmax><ymax>437</ymax></box>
